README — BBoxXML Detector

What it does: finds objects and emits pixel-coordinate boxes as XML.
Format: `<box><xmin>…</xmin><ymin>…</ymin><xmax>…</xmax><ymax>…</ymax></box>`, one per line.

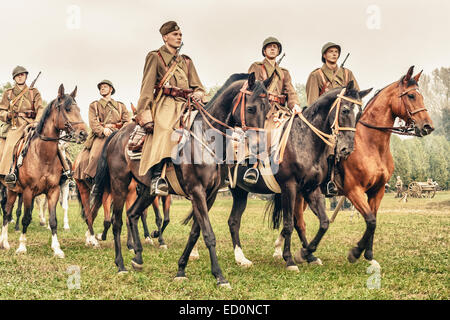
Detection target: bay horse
<box><xmin>0</xmin><ymin>84</ymin><xmax>87</xmax><ymax>257</ymax></box>
<box><xmin>226</xmin><ymin>81</ymin><xmax>372</xmax><ymax>270</ymax></box>
<box><xmin>274</xmin><ymin>66</ymin><xmax>434</xmax><ymax>268</ymax></box>
<box><xmin>92</xmin><ymin>72</ymin><xmax>271</xmax><ymax>288</ymax></box>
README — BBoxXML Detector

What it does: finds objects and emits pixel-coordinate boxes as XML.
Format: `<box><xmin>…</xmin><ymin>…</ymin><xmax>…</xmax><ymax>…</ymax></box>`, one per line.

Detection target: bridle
<box><xmin>39</xmin><ymin>99</ymin><xmax>84</xmax><ymax>142</ymax></box>
<box><xmin>296</xmin><ymin>88</ymin><xmax>361</xmax><ymax>148</ymax></box>
<box><xmin>359</xmin><ymin>84</ymin><xmax>428</xmax><ymax>136</ymax></box>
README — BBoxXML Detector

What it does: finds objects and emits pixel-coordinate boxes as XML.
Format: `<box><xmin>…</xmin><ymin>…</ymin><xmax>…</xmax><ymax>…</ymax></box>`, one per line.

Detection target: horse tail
<box><xmin>264</xmin><ymin>194</ymin><xmax>283</xmax><ymax>229</ymax></box>
<box><xmin>91</xmin><ymin>131</ymin><xmax>118</xmax><ymax>201</ymax></box>
<box><xmin>182</xmin><ymin>210</ymin><xmax>194</xmax><ymax>225</ymax></box>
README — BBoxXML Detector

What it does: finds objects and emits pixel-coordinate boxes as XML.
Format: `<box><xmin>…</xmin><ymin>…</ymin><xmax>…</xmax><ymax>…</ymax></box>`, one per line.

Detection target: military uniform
<box><xmin>0</xmin><ymin>66</ymin><xmax>43</xmax><ymax>176</ymax></box>
<box><xmin>136</xmin><ymin>22</ymin><xmax>205</xmax><ymax>177</ymax></box>
<box><xmin>78</xmin><ymin>80</ymin><xmax>130</xmax><ymax>180</ymax></box>
<box><xmin>305</xmin><ymin>42</ymin><xmax>359</xmax><ymax>106</ymax></box>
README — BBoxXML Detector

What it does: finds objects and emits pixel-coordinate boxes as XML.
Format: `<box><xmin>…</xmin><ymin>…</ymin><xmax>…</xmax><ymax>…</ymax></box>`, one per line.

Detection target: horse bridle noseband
<box><xmin>232</xmin><ymin>81</ymin><xmax>268</xmax><ymax>132</ymax></box>
<box><xmin>39</xmin><ymin>100</ymin><xmax>84</xmax><ymax>142</ymax></box>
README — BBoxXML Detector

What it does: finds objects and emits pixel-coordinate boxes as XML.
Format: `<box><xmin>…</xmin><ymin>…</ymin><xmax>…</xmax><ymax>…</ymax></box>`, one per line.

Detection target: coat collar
<box><xmin>321</xmin><ymin>64</ymin><xmax>345</xmax><ymax>86</ymax></box>
<box><xmin>13</xmin><ymin>84</ymin><xmax>28</xmax><ymax>96</ymax></box>
<box><xmin>159</xmin><ymin>45</ymin><xmax>179</xmax><ymax>67</ymax></box>
<box><xmin>263</xmin><ymin>58</ymin><xmax>282</xmax><ymax>79</ymax></box>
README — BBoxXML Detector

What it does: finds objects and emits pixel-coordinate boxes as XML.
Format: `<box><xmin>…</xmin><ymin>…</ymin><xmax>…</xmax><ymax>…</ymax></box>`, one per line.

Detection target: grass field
<box><xmin>0</xmin><ymin>191</ymin><xmax>448</xmax><ymax>300</ymax></box>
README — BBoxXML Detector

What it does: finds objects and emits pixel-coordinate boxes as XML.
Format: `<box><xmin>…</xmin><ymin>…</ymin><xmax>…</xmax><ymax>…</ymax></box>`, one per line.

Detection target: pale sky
<box><xmin>1</xmin><ymin>0</ymin><xmax>449</xmax><ymax>122</ymax></box>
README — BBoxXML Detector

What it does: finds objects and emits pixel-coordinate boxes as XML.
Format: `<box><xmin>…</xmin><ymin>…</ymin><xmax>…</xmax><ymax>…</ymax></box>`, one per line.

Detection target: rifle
<box><xmin>276</xmin><ymin>53</ymin><xmax>285</xmax><ymax>66</ymax></box>
<box><xmin>10</xmin><ymin>71</ymin><xmax>41</xmax><ymax>129</ymax></box>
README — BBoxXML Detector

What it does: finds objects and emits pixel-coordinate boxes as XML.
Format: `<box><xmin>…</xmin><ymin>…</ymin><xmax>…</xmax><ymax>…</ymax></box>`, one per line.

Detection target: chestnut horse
<box><xmin>0</xmin><ymin>84</ymin><xmax>87</xmax><ymax>257</ymax></box>
<box><xmin>275</xmin><ymin>66</ymin><xmax>434</xmax><ymax>268</ymax></box>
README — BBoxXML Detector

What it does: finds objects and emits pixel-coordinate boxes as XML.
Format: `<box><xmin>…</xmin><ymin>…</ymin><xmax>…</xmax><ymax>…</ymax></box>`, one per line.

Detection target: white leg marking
<box><xmin>51</xmin><ymin>234</ymin><xmax>65</xmax><ymax>258</ymax></box>
<box><xmin>1</xmin><ymin>224</ymin><xmax>10</xmax><ymax>250</ymax></box>
<box><xmin>189</xmin><ymin>244</ymin><xmax>200</xmax><ymax>261</ymax></box>
<box><xmin>234</xmin><ymin>246</ymin><xmax>252</xmax><ymax>267</ymax></box>
<box><xmin>273</xmin><ymin>235</ymin><xmax>284</xmax><ymax>259</ymax></box>
<box><xmin>16</xmin><ymin>233</ymin><xmax>27</xmax><ymax>254</ymax></box>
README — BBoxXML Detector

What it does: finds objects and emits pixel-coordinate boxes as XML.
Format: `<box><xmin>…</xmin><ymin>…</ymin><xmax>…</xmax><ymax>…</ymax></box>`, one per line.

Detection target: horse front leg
<box><xmin>280</xmin><ymin>183</ymin><xmax>298</xmax><ymax>272</ymax></box>
<box><xmin>345</xmin><ymin>187</ymin><xmax>377</xmax><ymax>264</ymax></box>
<box><xmin>48</xmin><ymin>187</ymin><xmax>65</xmax><ymax>258</ymax></box>
<box><xmin>16</xmin><ymin>189</ymin><xmax>33</xmax><ymax>255</ymax></box>
<box><xmin>0</xmin><ymin>189</ymin><xmax>18</xmax><ymax>250</ymax></box>
<box><xmin>127</xmin><ymin>185</ymin><xmax>154</xmax><ymax>271</ymax></box>
<box><xmin>363</xmin><ymin>186</ymin><xmax>385</xmax><ymax>263</ymax></box>
<box><xmin>298</xmin><ymin>188</ymin><xmax>329</xmax><ymax>265</ymax></box>
<box><xmin>156</xmin><ymin>195</ymin><xmax>172</xmax><ymax>249</ymax></box>
<box><xmin>61</xmin><ymin>182</ymin><xmax>70</xmax><ymax>230</ymax></box>
<box><xmin>228</xmin><ymin>186</ymin><xmax>252</xmax><ymax>268</ymax></box>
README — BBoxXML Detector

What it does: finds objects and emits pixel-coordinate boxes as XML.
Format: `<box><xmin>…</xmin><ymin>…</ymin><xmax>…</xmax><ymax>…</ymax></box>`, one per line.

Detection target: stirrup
<box><xmin>5</xmin><ymin>173</ymin><xmax>17</xmax><ymax>187</ymax></box>
<box><xmin>325</xmin><ymin>181</ymin><xmax>338</xmax><ymax>197</ymax></box>
<box><xmin>62</xmin><ymin>170</ymin><xmax>72</xmax><ymax>178</ymax></box>
<box><xmin>151</xmin><ymin>177</ymin><xmax>169</xmax><ymax>196</ymax></box>
<box><xmin>243</xmin><ymin>167</ymin><xmax>259</xmax><ymax>185</ymax></box>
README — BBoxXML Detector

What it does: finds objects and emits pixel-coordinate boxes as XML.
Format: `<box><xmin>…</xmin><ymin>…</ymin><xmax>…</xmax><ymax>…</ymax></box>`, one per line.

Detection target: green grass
<box><xmin>0</xmin><ymin>191</ymin><xmax>448</xmax><ymax>300</ymax></box>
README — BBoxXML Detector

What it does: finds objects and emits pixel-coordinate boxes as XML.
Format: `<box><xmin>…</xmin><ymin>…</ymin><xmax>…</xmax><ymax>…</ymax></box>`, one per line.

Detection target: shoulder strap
<box><xmin>29</xmin><ymin>88</ymin><xmax>35</xmax><ymax>112</ymax></box>
<box><xmin>260</xmin><ymin>64</ymin><xmax>268</xmax><ymax>80</ymax></box>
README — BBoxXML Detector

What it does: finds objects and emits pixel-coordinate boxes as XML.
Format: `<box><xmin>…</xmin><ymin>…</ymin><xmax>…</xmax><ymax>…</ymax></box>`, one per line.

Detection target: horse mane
<box><xmin>35</xmin><ymin>94</ymin><xmax>75</xmax><ymax>135</ymax></box>
<box><xmin>205</xmin><ymin>73</ymin><xmax>249</xmax><ymax>110</ymax></box>
<box><xmin>302</xmin><ymin>88</ymin><xmax>341</xmax><ymax>119</ymax></box>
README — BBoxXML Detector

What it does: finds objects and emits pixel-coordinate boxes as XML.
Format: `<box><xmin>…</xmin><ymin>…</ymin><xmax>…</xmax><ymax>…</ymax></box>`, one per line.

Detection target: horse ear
<box><xmin>403</xmin><ymin>66</ymin><xmax>414</xmax><ymax>84</ymax></box>
<box><xmin>248</xmin><ymin>72</ymin><xmax>256</xmax><ymax>90</ymax></box>
<box><xmin>70</xmin><ymin>86</ymin><xmax>77</xmax><ymax>98</ymax></box>
<box><xmin>413</xmin><ymin>70</ymin><xmax>423</xmax><ymax>83</ymax></box>
<box><xmin>358</xmin><ymin>88</ymin><xmax>373</xmax><ymax>99</ymax></box>
<box><xmin>58</xmin><ymin>84</ymin><xmax>65</xmax><ymax>98</ymax></box>
<box><xmin>346</xmin><ymin>80</ymin><xmax>354</xmax><ymax>91</ymax></box>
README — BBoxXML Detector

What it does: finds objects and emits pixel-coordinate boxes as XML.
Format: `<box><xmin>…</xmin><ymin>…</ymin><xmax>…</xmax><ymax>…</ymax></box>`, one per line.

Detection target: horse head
<box><xmin>55</xmin><ymin>84</ymin><xmax>88</xmax><ymax>143</ymax></box>
<box><xmin>394</xmin><ymin>66</ymin><xmax>434</xmax><ymax>137</ymax></box>
<box><xmin>329</xmin><ymin>80</ymin><xmax>372</xmax><ymax>160</ymax></box>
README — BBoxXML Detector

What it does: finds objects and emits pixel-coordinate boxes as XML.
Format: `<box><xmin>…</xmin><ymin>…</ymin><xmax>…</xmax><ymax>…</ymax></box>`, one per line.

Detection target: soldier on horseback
<box><xmin>82</xmin><ymin>80</ymin><xmax>130</xmax><ymax>184</ymax></box>
<box><xmin>0</xmin><ymin>66</ymin><xmax>43</xmax><ymax>187</ymax></box>
<box><xmin>245</xmin><ymin>37</ymin><xmax>301</xmax><ymax>184</ymax></box>
<box><xmin>306</xmin><ymin>42</ymin><xmax>361</xmax><ymax>196</ymax></box>
<box><xmin>135</xmin><ymin>21</ymin><xmax>205</xmax><ymax>196</ymax></box>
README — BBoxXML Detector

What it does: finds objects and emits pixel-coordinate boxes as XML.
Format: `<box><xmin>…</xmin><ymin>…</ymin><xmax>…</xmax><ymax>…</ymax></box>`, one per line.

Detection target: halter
<box><xmin>39</xmin><ymin>99</ymin><xmax>84</xmax><ymax>142</ymax></box>
<box><xmin>359</xmin><ymin>83</ymin><xmax>428</xmax><ymax>136</ymax></box>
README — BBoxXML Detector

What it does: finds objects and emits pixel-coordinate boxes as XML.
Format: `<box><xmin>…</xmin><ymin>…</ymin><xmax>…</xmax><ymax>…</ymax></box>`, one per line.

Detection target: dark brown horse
<box><xmin>92</xmin><ymin>73</ymin><xmax>272</xmax><ymax>288</ymax></box>
<box><xmin>0</xmin><ymin>84</ymin><xmax>87</xmax><ymax>257</ymax></box>
<box><xmin>274</xmin><ymin>66</ymin><xmax>434</xmax><ymax>268</ymax></box>
<box><xmin>227</xmin><ymin>81</ymin><xmax>371</xmax><ymax>270</ymax></box>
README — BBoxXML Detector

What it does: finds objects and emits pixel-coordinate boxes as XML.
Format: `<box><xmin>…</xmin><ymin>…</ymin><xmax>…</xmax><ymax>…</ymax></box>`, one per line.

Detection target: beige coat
<box><xmin>81</xmin><ymin>98</ymin><xmax>130</xmax><ymax>179</ymax></box>
<box><xmin>136</xmin><ymin>45</ymin><xmax>205</xmax><ymax>176</ymax></box>
<box><xmin>0</xmin><ymin>85</ymin><xmax>43</xmax><ymax>175</ymax></box>
<box><xmin>248</xmin><ymin>59</ymin><xmax>300</xmax><ymax>109</ymax></box>
<box><xmin>305</xmin><ymin>64</ymin><xmax>359</xmax><ymax>106</ymax></box>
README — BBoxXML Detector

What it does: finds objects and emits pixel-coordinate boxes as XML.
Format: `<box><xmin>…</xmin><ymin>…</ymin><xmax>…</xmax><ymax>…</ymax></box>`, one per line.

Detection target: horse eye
<box><xmin>247</xmin><ymin>106</ymin><xmax>256</xmax><ymax>114</ymax></box>
<box><xmin>342</xmin><ymin>107</ymin><xmax>350</xmax><ymax>114</ymax></box>
<box><xmin>408</xmin><ymin>93</ymin><xmax>415</xmax><ymax>99</ymax></box>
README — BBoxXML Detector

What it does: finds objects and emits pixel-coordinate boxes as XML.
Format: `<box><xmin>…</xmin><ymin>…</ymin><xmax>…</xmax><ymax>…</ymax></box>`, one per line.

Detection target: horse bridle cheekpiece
<box><xmin>398</xmin><ymin>86</ymin><xmax>428</xmax><ymax>124</ymax></box>
<box><xmin>232</xmin><ymin>81</ymin><xmax>267</xmax><ymax>132</ymax></box>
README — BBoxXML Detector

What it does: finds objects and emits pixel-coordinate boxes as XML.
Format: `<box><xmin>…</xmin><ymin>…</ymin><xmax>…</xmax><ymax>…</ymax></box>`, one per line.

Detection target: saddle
<box><xmin>13</xmin><ymin>126</ymin><xmax>35</xmax><ymax>168</ymax></box>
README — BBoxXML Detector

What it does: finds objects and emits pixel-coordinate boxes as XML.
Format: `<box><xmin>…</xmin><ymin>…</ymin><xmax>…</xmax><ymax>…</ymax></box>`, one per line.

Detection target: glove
<box><xmin>292</xmin><ymin>105</ymin><xmax>302</xmax><ymax>114</ymax></box>
<box><xmin>103</xmin><ymin>127</ymin><xmax>113</xmax><ymax>137</ymax></box>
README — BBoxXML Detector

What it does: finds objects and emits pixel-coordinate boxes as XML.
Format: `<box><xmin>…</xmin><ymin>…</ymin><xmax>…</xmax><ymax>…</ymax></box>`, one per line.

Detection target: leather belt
<box><xmin>16</xmin><ymin>111</ymin><xmax>36</xmax><ymax>119</ymax></box>
<box><xmin>156</xmin><ymin>86</ymin><xmax>193</xmax><ymax>100</ymax></box>
<box><xmin>268</xmin><ymin>93</ymin><xmax>286</xmax><ymax>106</ymax></box>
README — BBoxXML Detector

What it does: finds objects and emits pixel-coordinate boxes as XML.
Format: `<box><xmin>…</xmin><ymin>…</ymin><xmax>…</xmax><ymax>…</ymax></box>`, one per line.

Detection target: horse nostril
<box><xmin>424</xmin><ymin>124</ymin><xmax>434</xmax><ymax>133</ymax></box>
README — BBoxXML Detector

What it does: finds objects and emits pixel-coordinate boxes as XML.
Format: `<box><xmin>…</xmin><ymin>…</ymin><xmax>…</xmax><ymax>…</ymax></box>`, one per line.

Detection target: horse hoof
<box><xmin>131</xmin><ymin>260</ymin><xmax>143</xmax><ymax>271</ymax></box>
<box><xmin>174</xmin><ymin>276</ymin><xmax>188</xmax><ymax>282</ymax></box>
<box><xmin>273</xmin><ymin>252</ymin><xmax>283</xmax><ymax>260</ymax></box>
<box><xmin>218</xmin><ymin>282</ymin><xmax>232</xmax><ymax>290</ymax></box>
<box><xmin>15</xmin><ymin>247</ymin><xmax>27</xmax><ymax>255</ymax></box>
<box><xmin>347</xmin><ymin>249</ymin><xmax>358</xmax><ymax>264</ymax></box>
<box><xmin>309</xmin><ymin>258</ymin><xmax>323</xmax><ymax>266</ymax></box>
<box><xmin>293</xmin><ymin>250</ymin><xmax>306</xmax><ymax>264</ymax></box>
<box><xmin>144</xmin><ymin>237</ymin><xmax>153</xmax><ymax>245</ymax></box>
<box><xmin>96</xmin><ymin>234</ymin><xmax>103</xmax><ymax>241</ymax></box>
<box><xmin>159</xmin><ymin>244</ymin><xmax>168</xmax><ymax>250</ymax></box>
<box><xmin>1</xmin><ymin>242</ymin><xmax>10</xmax><ymax>251</ymax></box>
<box><xmin>189</xmin><ymin>254</ymin><xmax>199</xmax><ymax>261</ymax></box>
<box><xmin>39</xmin><ymin>222</ymin><xmax>46</xmax><ymax>227</ymax></box>
<box><xmin>286</xmin><ymin>265</ymin><xmax>299</xmax><ymax>273</ymax></box>
<box><xmin>64</xmin><ymin>226</ymin><xmax>70</xmax><ymax>231</ymax></box>
<box><xmin>237</xmin><ymin>260</ymin><xmax>253</xmax><ymax>268</ymax></box>
<box><xmin>54</xmin><ymin>251</ymin><xmax>65</xmax><ymax>259</ymax></box>
<box><xmin>118</xmin><ymin>269</ymin><xmax>129</xmax><ymax>275</ymax></box>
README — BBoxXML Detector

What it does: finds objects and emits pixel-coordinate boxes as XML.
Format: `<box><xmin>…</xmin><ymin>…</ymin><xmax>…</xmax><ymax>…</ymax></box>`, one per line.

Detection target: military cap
<box><xmin>262</xmin><ymin>37</ymin><xmax>282</xmax><ymax>57</ymax></box>
<box><xmin>12</xmin><ymin>66</ymin><xmax>29</xmax><ymax>79</ymax></box>
<box><xmin>97</xmin><ymin>80</ymin><xmax>115</xmax><ymax>95</ymax></box>
<box><xmin>321</xmin><ymin>42</ymin><xmax>341</xmax><ymax>63</ymax></box>
<box><xmin>160</xmin><ymin>21</ymin><xmax>180</xmax><ymax>36</ymax></box>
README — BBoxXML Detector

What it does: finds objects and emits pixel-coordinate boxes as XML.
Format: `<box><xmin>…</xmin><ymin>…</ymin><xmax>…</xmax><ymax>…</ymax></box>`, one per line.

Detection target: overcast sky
<box><xmin>1</xmin><ymin>0</ymin><xmax>448</xmax><ymax>122</ymax></box>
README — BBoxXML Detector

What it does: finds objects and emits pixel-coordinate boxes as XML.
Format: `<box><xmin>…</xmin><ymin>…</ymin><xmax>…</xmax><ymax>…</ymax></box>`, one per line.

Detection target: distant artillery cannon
<box><xmin>408</xmin><ymin>181</ymin><xmax>438</xmax><ymax>198</ymax></box>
